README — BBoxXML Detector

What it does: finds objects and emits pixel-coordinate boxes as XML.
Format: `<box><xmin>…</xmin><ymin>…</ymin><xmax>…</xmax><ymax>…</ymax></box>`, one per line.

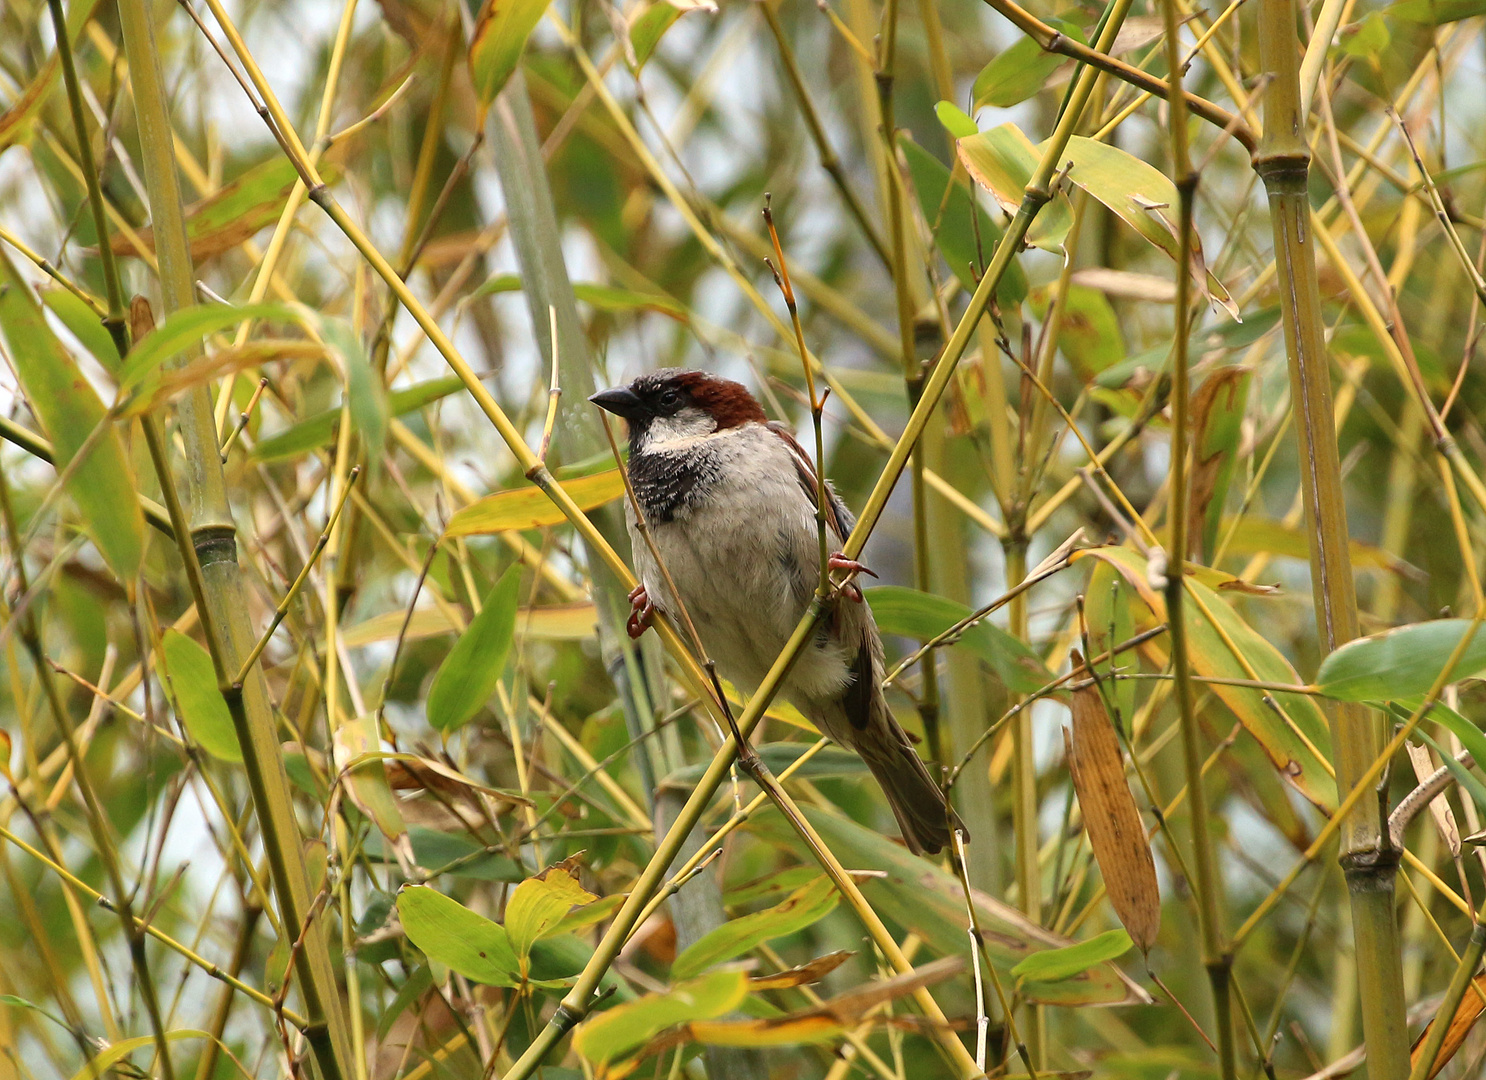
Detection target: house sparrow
<box><xmin>590</xmin><ymin>368</ymin><xmax>964</xmax><ymax>855</ymax></box>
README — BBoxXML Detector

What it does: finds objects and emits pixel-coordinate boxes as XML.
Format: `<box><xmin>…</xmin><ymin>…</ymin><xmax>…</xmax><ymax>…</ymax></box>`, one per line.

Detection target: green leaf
<box><xmin>468</xmin><ymin>0</ymin><xmax>556</xmax><ymax>109</ymax></box>
<box><xmin>1054</xmin><ymin>136</ymin><xmax>1236</xmax><ymax>317</ymax></box>
<box><xmin>573</xmin><ymin>970</ymin><xmax>750</xmax><ymax>1066</ymax></box>
<box><xmin>573</xmin><ymin>282</ymin><xmax>688</xmax><ymax>321</ymax></box>
<box><xmin>1390</xmin><ymin>0</ymin><xmax>1486</xmax><ymax>22</ymax></box>
<box><xmin>1339</xmin><ymin>11</ymin><xmax>1391</xmax><ymax>56</ymax></box>
<box><xmin>1081</xmin><ymin>547</ymin><xmax>1335</xmax><ymax>810</ymax></box>
<box><xmin>320</xmin><ymin>316</ymin><xmax>388</xmax><ymax>459</ymax></box>
<box><xmin>396</xmin><ymin>884</ymin><xmax>522</xmax><ymax>987</ymax></box>
<box><xmin>1030</xmin><ymin>282</ymin><xmax>1123</xmax><ymax>379</ymax></box>
<box><xmin>252</xmin><ymin>375</ymin><xmax>464</xmax><ymax>462</ymax></box>
<box><xmin>67</xmin><ymin>1031</ymin><xmax>216</xmax><ymax>1080</ymax></box>
<box><xmin>972</xmin><ymin>22</ymin><xmax>1083</xmax><ymax>108</ymax></box>
<box><xmin>956</xmin><ymin>122</ymin><xmax>1073</xmax><ymax>251</ymax></box>
<box><xmin>899</xmin><ymin>135</ymin><xmax>1027</xmax><ymax>305</ymax></box>
<box><xmin>41</xmin><ymin>288</ymin><xmax>118</xmax><ymax>369</ymax></box>
<box><xmin>467</xmin><ymin>274</ymin><xmax>687</xmax><ymax>320</ymax></box>
<box><xmin>1317</xmin><ymin>620</ymin><xmax>1486</xmax><ymax>701</ymax></box>
<box><xmin>865</xmin><ymin>585</ymin><xmax>1053</xmax><ymax>694</ymax></box>
<box><xmin>673</xmin><ymin>875</ymin><xmax>838</xmax><ymax>980</ymax></box>
<box><xmin>333</xmin><ymin>715</ymin><xmax>406</xmax><ymax>841</ymax></box>
<box><xmin>469</xmin><ymin>272</ymin><xmax>524</xmax><ymax>301</ymax></box>
<box><xmin>160</xmin><ymin>630</ymin><xmax>241</xmax><ymax>762</ymax></box>
<box><xmin>933</xmin><ymin>101</ymin><xmax>978</xmax><ymax>139</ymax></box>
<box><xmin>1398</xmin><ymin>701</ymin><xmax>1486</xmax><ymax>782</ymax></box>
<box><xmin>0</xmin><ymin>251</ymin><xmax>144</xmax><ymax>578</ymax></box>
<box><xmin>403</xmin><ymin>827</ymin><xmax>524</xmax><ymax>882</ymax></box>
<box><xmin>1189</xmin><ymin>366</ymin><xmax>1250</xmax><ymax>561</ymax></box>
<box><xmin>749</xmin><ymin>805</ymin><xmax>1145</xmax><ymax>1006</ymax></box>
<box><xmin>427</xmin><ymin>564</ymin><xmax>522</xmax><ymax>732</ymax></box>
<box><xmin>377</xmin><ymin>965</ymin><xmax>433</xmax><ymax>1042</ymax></box>
<box><xmin>631</xmin><ymin>1</ymin><xmax>699</xmax><ymax>70</ymax></box>
<box><xmin>116</xmin><ymin>301</ymin><xmax>299</xmax><ymax>394</ymax></box>
<box><xmin>505</xmin><ymin>860</ymin><xmax>598</xmax><ymax>964</ymax></box>
<box><xmin>1011</xmin><ymin>929</ymin><xmax>1133</xmax><ymax>983</ymax></box>
<box><xmin>110</xmin><ymin>158</ymin><xmax>341</xmax><ymax>262</ymax></box>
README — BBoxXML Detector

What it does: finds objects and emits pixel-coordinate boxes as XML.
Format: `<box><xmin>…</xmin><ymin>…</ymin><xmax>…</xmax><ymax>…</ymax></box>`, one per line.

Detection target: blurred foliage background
<box><xmin>1</xmin><ymin>0</ymin><xmax>1486</xmax><ymax>1075</ymax></box>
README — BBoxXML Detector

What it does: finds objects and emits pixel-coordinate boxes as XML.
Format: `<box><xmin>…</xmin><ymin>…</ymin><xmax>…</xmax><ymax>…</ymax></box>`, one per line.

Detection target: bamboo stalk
<box><xmin>110</xmin><ymin>2</ymin><xmax>353</xmax><ymax>1076</ymax></box>
<box><xmin>1251</xmin><ymin>0</ymin><xmax>1410</xmax><ymax>1072</ymax></box>
<box><xmin>1159</xmin><ymin>0</ymin><xmax>1234</xmax><ymax>1073</ymax></box>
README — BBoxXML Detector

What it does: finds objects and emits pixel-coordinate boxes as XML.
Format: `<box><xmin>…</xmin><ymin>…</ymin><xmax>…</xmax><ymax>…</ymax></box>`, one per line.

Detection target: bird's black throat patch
<box><xmin>628</xmin><ymin>446</ymin><xmax>721</xmax><ymax>523</ymax></box>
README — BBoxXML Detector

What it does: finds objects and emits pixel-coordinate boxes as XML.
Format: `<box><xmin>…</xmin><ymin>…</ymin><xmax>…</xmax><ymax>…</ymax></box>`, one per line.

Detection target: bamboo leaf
<box><xmin>332</xmin><ymin>716</ymin><xmax>407</xmax><ymax>843</ymax></box>
<box><xmin>67</xmin><ymin>1031</ymin><xmax>216</xmax><ymax>1080</ymax></box>
<box><xmin>0</xmin><ymin>252</ymin><xmax>144</xmax><ymax>577</ymax></box>
<box><xmin>426</xmin><ymin>564</ymin><xmax>521</xmax><ymax>732</ymax></box>
<box><xmin>443</xmin><ymin>471</ymin><xmax>625</xmax><ymax>536</ymax></box>
<box><xmin>956</xmin><ymin>123</ymin><xmax>1073</xmax><ymax>251</ymax></box>
<box><xmin>1390</xmin><ymin>0</ymin><xmax>1486</xmax><ymax>22</ymax></box>
<box><xmin>573</xmin><ymin>970</ymin><xmax>750</xmax><ymax>1066</ymax></box>
<box><xmin>972</xmin><ymin>21</ymin><xmax>1083</xmax><ymax>108</ymax></box>
<box><xmin>573</xmin><ymin>282</ymin><xmax>688</xmax><ymax>321</ymax></box>
<box><xmin>116</xmin><ymin>301</ymin><xmax>300</xmax><ymax>393</ymax></box>
<box><xmin>251</xmin><ymin>375</ymin><xmax>464</xmax><ymax>462</ymax></box>
<box><xmin>1188</xmin><ymin>367</ymin><xmax>1252</xmax><ymax>562</ymax></box>
<box><xmin>865</xmin><ymin>585</ymin><xmax>1053</xmax><ymax>693</ymax></box>
<box><xmin>1317</xmin><ymin>620</ymin><xmax>1486</xmax><ymax>701</ymax></box>
<box><xmin>1030</xmin><ymin>282</ymin><xmax>1123</xmax><ymax>379</ymax></box>
<box><xmin>396</xmin><ymin>884</ymin><xmax>522</xmax><ymax>987</ymax></box>
<box><xmin>160</xmin><ymin>629</ymin><xmax>241</xmax><ymax>762</ymax></box>
<box><xmin>108</xmin><ymin>158</ymin><xmax>341</xmax><ymax>261</ymax></box>
<box><xmin>320</xmin><ymin>316</ymin><xmax>388</xmax><ymax>459</ymax></box>
<box><xmin>505</xmin><ymin>857</ymin><xmax>599</xmax><ymax>964</ymax></box>
<box><xmin>1056</xmin><ymin>136</ymin><xmax>1237</xmax><ymax>317</ymax></box>
<box><xmin>41</xmin><ymin>288</ymin><xmax>116</xmax><ymax>369</ymax></box>
<box><xmin>1011</xmin><ymin>928</ymin><xmax>1133</xmax><ymax>983</ymax></box>
<box><xmin>748</xmin><ymin>951</ymin><xmax>854</xmax><ymax>990</ymax></box>
<box><xmin>672</xmin><ymin>875</ymin><xmax>838</xmax><ymax>979</ymax></box>
<box><xmin>468</xmin><ymin>0</ymin><xmax>556</xmax><ymax>108</ymax></box>
<box><xmin>629</xmin><ymin>0</ymin><xmax>711</xmax><ymax>68</ymax></box>
<box><xmin>899</xmin><ymin>135</ymin><xmax>1027</xmax><ymax>304</ymax></box>
<box><xmin>627</xmin><ymin>958</ymin><xmax>964</xmax><ymax>1066</ymax></box>
<box><xmin>1078</xmin><ymin>547</ymin><xmax>1335</xmax><ymax>810</ymax></box>
<box><xmin>750</xmin><ymin>805</ymin><xmax>1150</xmax><ymax>1006</ymax></box>
<box><xmin>1066</xmin><ymin>670</ymin><xmax>1160</xmax><ymax>952</ymax></box>
<box><xmin>933</xmin><ymin>101</ymin><xmax>979</xmax><ymax>139</ymax></box>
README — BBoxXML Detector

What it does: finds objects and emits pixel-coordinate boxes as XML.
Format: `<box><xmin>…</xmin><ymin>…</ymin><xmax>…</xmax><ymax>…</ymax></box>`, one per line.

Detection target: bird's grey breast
<box><xmin>628</xmin><ymin>425</ymin><xmax>823</xmax><ymax>688</ymax></box>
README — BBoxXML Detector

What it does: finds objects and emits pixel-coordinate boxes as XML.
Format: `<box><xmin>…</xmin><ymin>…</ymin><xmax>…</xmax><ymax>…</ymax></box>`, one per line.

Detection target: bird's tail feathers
<box><xmin>856</xmin><ymin>726</ymin><xmax>965</xmax><ymax>856</ymax></box>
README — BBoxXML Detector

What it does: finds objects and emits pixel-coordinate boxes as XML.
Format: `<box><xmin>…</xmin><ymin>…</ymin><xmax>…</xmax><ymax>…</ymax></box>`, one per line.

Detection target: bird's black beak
<box><xmin>588</xmin><ymin>386</ymin><xmax>645</xmax><ymax>420</ymax></box>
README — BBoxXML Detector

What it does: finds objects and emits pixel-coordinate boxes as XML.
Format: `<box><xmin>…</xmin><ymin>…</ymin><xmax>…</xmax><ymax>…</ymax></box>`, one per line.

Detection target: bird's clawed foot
<box><xmin>626</xmin><ymin>583</ymin><xmax>655</xmax><ymax>640</ymax></box>
<box><xmin>827</xmin><ymin>552</ymin><xmax>877</xmax><ymax>602</ymax></box>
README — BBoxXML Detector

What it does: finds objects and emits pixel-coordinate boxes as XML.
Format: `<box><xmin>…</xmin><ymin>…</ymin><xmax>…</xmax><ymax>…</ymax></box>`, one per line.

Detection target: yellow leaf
<box><xmin>444</xmin><ymin>471</ymin><xmax>624</xmax><ymax>536</ymax></box>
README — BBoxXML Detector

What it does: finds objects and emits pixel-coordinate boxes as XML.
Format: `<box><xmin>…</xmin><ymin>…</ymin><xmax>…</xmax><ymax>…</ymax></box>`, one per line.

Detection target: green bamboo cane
<box><xmin>1251</xmin><ymin>0</ymin><xmax>1411</xmax><ymax>1072</ymax></box>
<box><xmin>111</xmin><ymin>2</ymin><xmax>353</xmax><ymax>1077</ymax></box>
<box><xmin>1158</xmin><ymin>0</ymin><xmax>1235</xmax><ymax>1072</ymax></box>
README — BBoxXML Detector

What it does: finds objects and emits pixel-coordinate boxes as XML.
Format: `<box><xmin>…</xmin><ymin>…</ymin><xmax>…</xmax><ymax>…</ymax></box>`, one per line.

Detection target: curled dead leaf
<box><xmin>1411</xmin><ymin>975</ymin><xmax>1486</xmax><ymax>1080</ymax></box>
<box><xmin>1066</xmin><ymin>654</ymin><xmax>1161</xmax><ymax>952</ymax></box>
<box><xmin>748</xmin><ymin>950</ymin><xmax>855</xmax><ymax>990</ymax></box>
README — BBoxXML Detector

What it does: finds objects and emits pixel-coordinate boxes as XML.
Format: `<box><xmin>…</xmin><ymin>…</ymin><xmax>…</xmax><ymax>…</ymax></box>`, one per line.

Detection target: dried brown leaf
<box><xmin>1411</xmin><ymin>975</ymin><xmax>1486</xmax><ymax>1080</ymax></box>
<box><xmin>748</xmin><ymin>950</ymin><xmax>855</xmax><ymax>990</ymax></box>
<box><xmin>1066</xmin><ymin>656</ymin><xmax>1161</xmax><ymax>952</ymax></box>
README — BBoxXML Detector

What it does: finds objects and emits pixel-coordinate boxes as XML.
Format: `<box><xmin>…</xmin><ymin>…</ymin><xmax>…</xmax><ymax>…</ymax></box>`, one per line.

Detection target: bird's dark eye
<box><xmin>657</xmin><ymin>388</ymin><xmax>681</xmax><ymax>410</ymax></box>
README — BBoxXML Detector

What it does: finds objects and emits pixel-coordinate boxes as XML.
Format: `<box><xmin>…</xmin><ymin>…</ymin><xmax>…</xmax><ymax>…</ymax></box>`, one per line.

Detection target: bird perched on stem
<box><xmin>590</xmin><ymin>368</ymin><xmax>964</xmax><ymax>855</ymax></box>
